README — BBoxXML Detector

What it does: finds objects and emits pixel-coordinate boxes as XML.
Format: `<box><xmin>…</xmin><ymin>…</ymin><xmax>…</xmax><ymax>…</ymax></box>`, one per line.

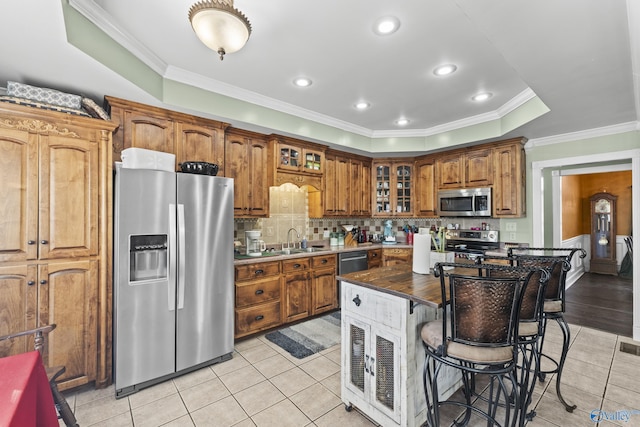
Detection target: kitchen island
<box><xmin>337</xmin><ymin>265</ymin><xmax>463</xmax><ymax>427</ymax></box>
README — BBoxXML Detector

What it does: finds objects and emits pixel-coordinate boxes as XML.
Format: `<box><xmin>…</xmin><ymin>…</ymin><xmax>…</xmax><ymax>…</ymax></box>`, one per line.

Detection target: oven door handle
<box><xmin>341</xmin><ymin>255</ymin><xmax>367</xmax><ymax>262</ymax></box>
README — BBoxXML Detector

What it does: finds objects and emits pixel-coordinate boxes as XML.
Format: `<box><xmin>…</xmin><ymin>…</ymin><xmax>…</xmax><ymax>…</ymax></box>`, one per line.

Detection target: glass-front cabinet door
<box><xmin>278</xmin><ymin>144</ymin><xmax>301</xmax><ymax>171</ymax></box>
<box><xmin>373</xmin><ymin>161</ymin><xmax>413</xmax><ymax>217</ymax></box>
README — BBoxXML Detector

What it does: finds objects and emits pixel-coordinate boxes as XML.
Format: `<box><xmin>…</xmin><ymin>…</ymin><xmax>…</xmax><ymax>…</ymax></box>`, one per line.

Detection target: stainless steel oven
<box><xmin>444</xmin><ymin>229</ymin><xmax>500</xmax><ymax>262</ymax></box>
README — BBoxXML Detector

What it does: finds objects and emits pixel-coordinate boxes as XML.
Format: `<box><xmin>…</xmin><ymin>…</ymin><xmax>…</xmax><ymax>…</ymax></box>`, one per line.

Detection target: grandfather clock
<box><xmin>590</xmin><ymin>192</ymin><xmax>618</xmax><ymax>275</ymax></box>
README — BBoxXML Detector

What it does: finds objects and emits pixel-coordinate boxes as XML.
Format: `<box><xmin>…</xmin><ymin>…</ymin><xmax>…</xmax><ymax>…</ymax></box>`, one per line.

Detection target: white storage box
<box><xmin>121</xmin><ymin>148</ymin><xmax>175</xmax><ymax>172</ymax></box>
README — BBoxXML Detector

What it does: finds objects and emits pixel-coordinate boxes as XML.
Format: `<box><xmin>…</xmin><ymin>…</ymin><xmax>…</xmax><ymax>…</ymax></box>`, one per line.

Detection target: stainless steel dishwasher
<box><xmin>338</xmin><ymin>250</ymin><xmax>369</xmax><ymax>275</ymax></box>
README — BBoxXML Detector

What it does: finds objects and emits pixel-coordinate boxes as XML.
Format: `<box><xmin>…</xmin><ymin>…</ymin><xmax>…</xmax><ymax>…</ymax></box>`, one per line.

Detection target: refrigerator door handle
<box><xmin>177</xmin><ymin>204</ymin><xmax>186</xmax><ymax>310</ymax></box>
<box><xmin>168</xmin><ymin>204</ymin><xmax>177</xmax><ymax>311</ymax></box>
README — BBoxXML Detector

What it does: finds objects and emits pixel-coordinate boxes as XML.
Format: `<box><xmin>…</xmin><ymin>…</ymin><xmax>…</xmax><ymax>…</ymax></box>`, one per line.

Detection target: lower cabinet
<box><xmin>234</xmin><ymin>261</ymin><xmax>282</xmax><ymax>338</ymax></box>
<box><xmin>367</xmin><ymin>249</ymin><xmax>382</xmax><ymax>269</ymax></box>
<box><xmin>311</xmin><ymin>255</ymin><xmax>337</xmax><ymax>314</ymax></box>
<box><xmin>282</xmin><ymin>258</ymin><xmax>311</xmax><ymax>323</ymax></box>
<box><xmin>382</xmin><ymin>247</ymin><xmax>413</xmax><ymax>266</ymax></box>
<box><xmin>0</xmin><ymin>260</ymin><xmax>98</xmax><ymax>390</ymax></box>
<box><xmin>340</xmin><ymin>281</ymin><xmax>461</xmax><ymax>427</ymax></box>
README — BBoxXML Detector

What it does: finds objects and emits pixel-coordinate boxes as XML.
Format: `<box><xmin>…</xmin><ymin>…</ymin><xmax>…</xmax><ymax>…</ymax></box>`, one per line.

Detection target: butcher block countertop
<box><xmin>337</xmin><ymin>265</ymin><xmax>459</xmax><ymax>309</ymax></box>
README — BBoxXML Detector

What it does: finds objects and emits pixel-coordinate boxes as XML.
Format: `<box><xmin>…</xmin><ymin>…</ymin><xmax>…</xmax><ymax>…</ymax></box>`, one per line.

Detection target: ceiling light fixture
<box><xmin>293</xmin><ymin>77</ymin><xmax>313</xmax><ymax>87</ymax></box>
<box><xmin>373</xmin><ymin>16</ymin><xmax>400</xmax><ymax>35</ymax></box>
<box><xmin>433</xmin><ymin>64</ymin><xmax>457</xmax><ymax>76</ymax></box>
<box><xmin>395</xmin><ymin>118</ymin><xmax>410</xmax><ymax>126</ymax></box>
<box><xmin>355</xmin><ymin>101</ymin><xmax>370</xmax><ymax>110</ymax></box>
<box><xmin>472</xmin><ymin>92</ymin><xmax>493</xmax><ymax>102</ymax></box>
<box><xmin>189</xmin><ymin>0</ymin><xmax>252</xmax><ymax>61</ymax></box>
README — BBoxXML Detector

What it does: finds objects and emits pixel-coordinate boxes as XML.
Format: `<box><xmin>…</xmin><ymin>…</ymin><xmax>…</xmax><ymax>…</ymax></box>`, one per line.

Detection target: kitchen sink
<box><xmin>280</xmin><ymin>247</ymin><xmax>326</xmax><ymax>255</ymax></box>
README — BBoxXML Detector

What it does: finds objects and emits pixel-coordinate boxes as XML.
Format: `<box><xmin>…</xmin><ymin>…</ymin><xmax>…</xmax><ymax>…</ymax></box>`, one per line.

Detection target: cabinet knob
<box><xmin>27</xmin><ymin>281</ymin><xmax>35</xmax><ymax>286</ymax></box>
<box><xmin>255</xmin><ymin>315</ymin><xmax>264</xmax><ymax>321</ymax></box>
<box><xmin>254</xmin><ymin>269</ymin><xmax>264</xmax><ymax>275</ymax></box>
<box><xmin>40</xmin><ymin>280</ymin><xmax>47</xmax><ymax>285</ymax></box>
<box><xmin>294</xmin><ymin>263</ymin><xmax>301</xmax><ymax>269</ymax></box>
<box><xmin>352</xmin><ymin>295</ymin><xmax>361</xmax><ymax>307</ymax></box>
<box><xmin>255</xmin><ymin>289</ymin><xmax>264</xmax><ymax>295</ymax></box>
<box><xmin>40</xmin><ymin>240</ymin><xmax>49</xmax><ymax>245</ymax></box>
<box><xmin>321</xmin><ymin>259</ymin><xmax>328</xmax><ymax>264</ymax></box>
<box><xmin>27</xmin><ymin>240</ymin><xmax>36</xmax><ymax>245</ymax></box>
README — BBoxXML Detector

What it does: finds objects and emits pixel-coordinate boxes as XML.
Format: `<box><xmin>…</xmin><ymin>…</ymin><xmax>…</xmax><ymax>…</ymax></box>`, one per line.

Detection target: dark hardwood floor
<box><xmin>564</xmin><ymin>272</ymin><xmax>633</xmax><ymax>337</ymax></box>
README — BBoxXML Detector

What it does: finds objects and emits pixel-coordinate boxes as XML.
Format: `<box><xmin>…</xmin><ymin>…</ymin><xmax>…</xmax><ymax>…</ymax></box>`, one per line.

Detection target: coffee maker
<box><xmin>245</xmin><ymin>230</ymin><xmax>266</xmax><ymax>257</ymax></box>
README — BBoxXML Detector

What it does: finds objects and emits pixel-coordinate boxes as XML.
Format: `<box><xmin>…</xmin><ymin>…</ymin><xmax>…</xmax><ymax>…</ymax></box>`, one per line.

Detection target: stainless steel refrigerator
<box><xmin>113</xmin><ymin>164</ymin><xmax>234</xmax><ymax>398</ymax></box>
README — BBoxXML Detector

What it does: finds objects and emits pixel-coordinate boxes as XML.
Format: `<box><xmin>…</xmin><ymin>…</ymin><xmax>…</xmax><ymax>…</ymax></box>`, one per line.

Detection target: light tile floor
<box><xmin>63</xmin><ymin>322</ymin><xmax>640</xmax><ymax>426</ymax></box>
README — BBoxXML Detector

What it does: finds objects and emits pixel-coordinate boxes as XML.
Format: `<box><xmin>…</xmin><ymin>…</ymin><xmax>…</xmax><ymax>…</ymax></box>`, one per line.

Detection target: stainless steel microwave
<box><xmin>437</xmin><ymin>187</ymin><xmax>492</xmax><ymax>217</ymax></box>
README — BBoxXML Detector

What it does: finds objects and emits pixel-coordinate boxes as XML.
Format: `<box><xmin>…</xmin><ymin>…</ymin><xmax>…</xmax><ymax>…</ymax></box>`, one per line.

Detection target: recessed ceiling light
<box><xmin>373</xmin><ymin>16</ymin><xmax>400</xmax><ymax>35</ymax></box>
<box><xmin>472</xmin><ymin>92</ymin><xmax>493</xmax><ymax>102</ymax></box>
<box><xmin>293</xmin><ymin>77</ymin><xmax>312</xmax><ymax>87</ymax></box>
<box><xmin>355</xmin><ymin>101</ymin><xmax>370</xmax><ymax>110</ymax></box>
<box><xmin>433</xmin><ymin>64</ymin><xmax>457</xmax><ymax>76</ymax></box>
<box><xmin>395</xmin><ymin>118</ymin><xmax>410</xmax><ymax>126</ymax></box>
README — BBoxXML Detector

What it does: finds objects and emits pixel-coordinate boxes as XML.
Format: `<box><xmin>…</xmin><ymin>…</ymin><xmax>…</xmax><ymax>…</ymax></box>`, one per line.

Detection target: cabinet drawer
<box><xmin>383</xmin><ymin>248</ymin><xmax>411</xmax><ymax>256</ymax></box>
<box><xmin>235</xmin><ymin>276</ymin><xmax>281</xmax><ymax>308</ymax></box>
<box><xmin>235</xmin><ymin>302</ymin><xmax>281</xmax><ymax>335</ymax></box>
<box><xmin>311</xmin><ymin>254</ymin><xmax>336</xmax><ymax>269</ymax></box>
<box><xmin>235</xmin><ymin>261</ymin><xmax>280</xmax><ymax>281</ymax></box>
<box><xmin>367</xmin><ymin>249</ymin><xmax>382</xmax><ymax>261</ymax></box>
<box><xmin>282</xmin><ymin>258</ymin><xmax>310</xmax><ymax>272</ymax></box>
<box><xmin>342</xmin><ymin>282</ymin><xmax>404</xmax><ymax>329</ymax></box>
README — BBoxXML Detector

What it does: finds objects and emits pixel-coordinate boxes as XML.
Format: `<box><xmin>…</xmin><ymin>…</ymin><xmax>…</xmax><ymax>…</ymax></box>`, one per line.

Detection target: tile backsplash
<box><xmin>233</xmin><ymin>184</ymin><xmax>500</xmax><ymax>247</ymax></box>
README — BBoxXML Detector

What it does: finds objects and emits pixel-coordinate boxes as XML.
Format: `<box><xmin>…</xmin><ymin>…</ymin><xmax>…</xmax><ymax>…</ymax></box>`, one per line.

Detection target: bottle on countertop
<box><xmin>301</xmin><ymin>237</ymin><xmax>307</xmax><ymax>249</ymax></box>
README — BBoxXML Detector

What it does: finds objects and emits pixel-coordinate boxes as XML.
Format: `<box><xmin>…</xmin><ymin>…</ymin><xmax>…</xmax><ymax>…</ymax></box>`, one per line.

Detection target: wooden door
<box><xmin>39</xmin><ymin>260</ymin><xmax>98</xmax><ymax>390</ymax></box>
<box><xmin>437</xmin><ymin>153</ymin><xmax>464</xmax><ymax>189</ymax></box>
<box><xmin>0</xmin><ymin>128</ymin><xmax>38</xmax><ymax>262</ymax></box>
<box><xmin>465</xmin><ymin>148</ymin><xmax>493</xmax><ymax>186</ymax></box>
<box><xmin>176</xmin><ymin>123</ymin><xmax>225</xmax><ymax>175</ymax></box>
<box><xmin>416</xmin><ymin>157</ymin><xmax>437</xmax><ymax>216</ymax></box>
<box><xmin>324</xmin><ymin>155</ymin><xmax>337</xmax><ymax>215</ymax></box>
<box><xmin>39</xmin><ymin>134</ymin><xmax>98</xmax><ymax>259</ymax></box>
<box><xmin>493</xmin><ymin>143</ymin><xmax>523</xmax><ymax>217</ymax></box>
<box><xmin>335</xmin><ymin>156</ymin><xmax>350</xmax><ymax>215</ymax></box>
<box><xmin>394</xmin><ymin>163</ymin><xmax>413</xmax><ymax>216</ymax></box>
<box><xmin>247</xmin><ymin>137</ymin><xmax>269</xmax><ymax>217</ymax></box>
<box><xmin>123</xmin><ymin>111</ymin><xmax>174</xmax><ymax>155</ymax></box>
<box><xmin>361</xmin><ymin>160</ymin><xmax>372</xmax><ymax>216</ymax></box>
<box><xmin>312</xmin><ymin>267</ymin><xmax>337</xmax><ymax>314</ymax></box>
<box><xmin>283</xmin><ymin>272</ymin><xmax>310</xmax><ymax>323</ymax></box>
<box><xmin>0</xmin><ymin>265</ymin><xmax>38</xmax><ymax>356</ymax></box>
<box><xmin>225</xmin><ymin>135</ymin><xmax>250</xmax><ymax>215</ymax></box>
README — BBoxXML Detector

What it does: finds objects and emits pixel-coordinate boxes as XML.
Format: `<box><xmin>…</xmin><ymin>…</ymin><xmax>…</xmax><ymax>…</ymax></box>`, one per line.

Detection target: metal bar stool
<box><xmin>507</xmin><ymin>247</ymin><xmax>587</xmax><ymax>413</ymax></box>
<box><xmin>478</xmin><ymin>256</ymin><xmax>554</xmax><ymax>425</ymax></box>
<box><xmin>421</xmin><ymin>262</ymin><xmax>531</xmax><ymax>427</ymax></box>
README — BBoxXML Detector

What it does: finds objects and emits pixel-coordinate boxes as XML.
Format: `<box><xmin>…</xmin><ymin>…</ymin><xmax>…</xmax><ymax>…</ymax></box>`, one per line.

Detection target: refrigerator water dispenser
<box><xmin>130</xmin><ymin>235</ymin><xmax>168</xmax><ymax>282</ymax></box>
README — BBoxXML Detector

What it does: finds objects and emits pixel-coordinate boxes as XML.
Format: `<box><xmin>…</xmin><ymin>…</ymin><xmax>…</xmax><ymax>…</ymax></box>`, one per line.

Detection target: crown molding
<box><xmin>525</xmin><ymin>121</ymin><xmax>640</xmax><ymax>151</ymax></box>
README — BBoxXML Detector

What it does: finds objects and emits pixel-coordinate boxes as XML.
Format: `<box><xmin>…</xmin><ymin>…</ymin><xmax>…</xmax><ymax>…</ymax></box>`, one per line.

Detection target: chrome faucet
<box><xmin>286</xmin><ymin>228</ymin><xmax>300</xmax><ymax>249</ymax></box>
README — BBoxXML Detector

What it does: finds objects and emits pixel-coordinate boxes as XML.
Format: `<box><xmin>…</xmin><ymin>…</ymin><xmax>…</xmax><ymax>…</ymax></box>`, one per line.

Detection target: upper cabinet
<box><xmin>225</xmin><ymin>128</ymin><xmax>270</xmax><ymax>217</ymax></box>
<box><xmin>493</xmin><ymin>138</ymin><xmax>526</xmax><ymax>217</ymax></box>
<box><xmin>372</xmin><ymin>160</ymin><xmax>414</xmax><ymax>217</ymax></box>
<box><xmin>324</xmin><ymin>151</ymin><xmax>371</xmax><ymax>217</ymax></box>
<box><xmin>105</xmin><ymin>96</ymin><xmax>229</xmax><ymax>174</ymax></box>
<box><xmin>437</xmin><ymin>146</ymin><xmax>493</xmax><ymax>189</ymax></box>
<box><xmin>270</xmin><ymin>135</ymin><xmax>326</xmax><ymax>190</ymax></box>
<box><xmin>415</xmin><ymin>155</ymin><xmax>438</xmax><ymax>217</ymax></box>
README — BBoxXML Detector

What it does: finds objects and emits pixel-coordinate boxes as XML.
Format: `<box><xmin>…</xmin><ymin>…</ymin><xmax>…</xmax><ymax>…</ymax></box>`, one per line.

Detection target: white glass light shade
<box><xmin>189</xmin><ymin>1</ymin><xmax>251</xmax><ymax>60</ymax></box>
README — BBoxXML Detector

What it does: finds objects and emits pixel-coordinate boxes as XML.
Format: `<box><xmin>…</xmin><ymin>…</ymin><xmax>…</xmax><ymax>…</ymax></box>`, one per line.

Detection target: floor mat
<box><xmin>265</xmin><ymin>311</ymin><xmax>340</xmax><ymax>359</ymax></box>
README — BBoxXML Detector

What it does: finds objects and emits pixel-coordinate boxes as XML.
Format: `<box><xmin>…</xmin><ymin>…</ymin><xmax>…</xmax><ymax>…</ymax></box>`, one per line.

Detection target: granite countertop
<box><xmin>233</xmin><ymin>242</ymin><xmax>414</xmax><ymax>265</ymax></box>
<box><xmin>337</xmin><ymin>264</ymin><xmax>449</xmax><ymax>308</ymax></box>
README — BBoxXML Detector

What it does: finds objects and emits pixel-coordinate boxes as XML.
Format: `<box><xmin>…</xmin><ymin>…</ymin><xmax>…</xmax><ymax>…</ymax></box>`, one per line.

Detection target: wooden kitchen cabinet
<box><xmin>493</xmin><ymin>138</ymin><xmax>526</xmax><ymax>217</ymax></box>
<box><xmin>311</xmin><ymin>254</ymin><xmax>337</xmax><ymax>314</ymax></box>
<box><xmin>282</xmin><ymin>258</ymin><xmax>311</xmax><ymax>323</ymax></box>
<box><xmin>437</xmin><ymin>147</ymin><xmax>492</xmax><ymax>189</ymax></box>
<box><xmin>225</xmin><ymin>128</ymin><xmax>270</xmax><ymax>217</ymax></box>
<box><xmin>270</xmin><ymin>135</ymin><xmax>326</xmax><ymax>191</ymax></box>
<box><xmin>415</xmin><ymin>155</ymin><xmax>438</xmax><ymax>217</ymax></box>
<box><xmin>0</xmin><ymin>102</ymin><xmax>116</xmax><ymax>390</ymax></box>
<box><xmin>324</xmin><ymin>151</ymin><xmax>350</xmax><ymax>216</ymax></box>
<box><xmin>367</xmin><ymin>249</ymin><xmax>382</xmax><ymax>269</ymax></box>
<box><xmin>234</xmin><ymin>261</ymin><xmax>282</xmax><ymax>338</ymax></box>
<box><xmin>106</xmin><ymin>96</ymin><xmax>229</xmax><ymax>173</ymax></box>
<box><xmin>382</xmin><ymin>247</ymin><xmax>413</xmax><ymax>267</ymax></box>
<box><xmin>373</xmin><ymin>160</ymin><xmax>414</xmax><ymax>217</ymax></box>
<box><xmin>350</xmin><ymin>155</ymin><xmax>372</xmax><ymax>217</ymax></box>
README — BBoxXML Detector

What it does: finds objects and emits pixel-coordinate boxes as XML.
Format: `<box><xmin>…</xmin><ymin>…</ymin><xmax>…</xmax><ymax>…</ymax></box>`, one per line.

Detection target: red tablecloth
<box><xmin>0</xmin><ymin>351</ymin><xmax>59</xmax><ymax>427</ymax></box>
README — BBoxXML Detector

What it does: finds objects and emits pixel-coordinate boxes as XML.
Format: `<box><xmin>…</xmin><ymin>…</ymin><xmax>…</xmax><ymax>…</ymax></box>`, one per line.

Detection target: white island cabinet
<box><xmin>340</xmin><ymin>280</ymin><xmax>461</xmax><ymax>427</ymax></box>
